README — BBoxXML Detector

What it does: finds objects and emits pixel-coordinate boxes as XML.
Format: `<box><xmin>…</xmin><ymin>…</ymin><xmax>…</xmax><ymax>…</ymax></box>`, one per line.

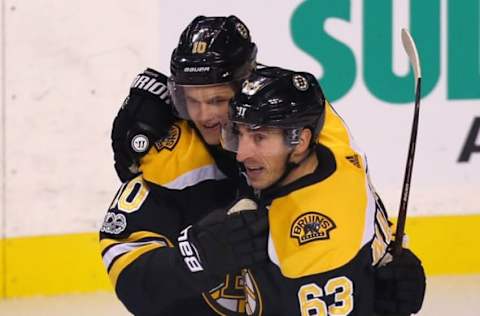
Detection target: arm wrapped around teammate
<box><xmin>111</xmin><ymin>68</ymin><xmax>177</xmax><ymax>182</ymax></box>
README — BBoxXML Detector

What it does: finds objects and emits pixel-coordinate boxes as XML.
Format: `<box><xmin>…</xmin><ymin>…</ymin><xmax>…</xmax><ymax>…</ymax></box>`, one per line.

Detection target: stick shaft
<box><xmin>394</xmin><ymin>77</ymin><xmax>422</xmax><ymax>256</ymax></box>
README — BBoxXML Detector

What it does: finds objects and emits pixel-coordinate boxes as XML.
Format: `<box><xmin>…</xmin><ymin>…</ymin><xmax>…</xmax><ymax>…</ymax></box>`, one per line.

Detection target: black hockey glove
<box><xmin>111</xmin><ymin>68</ymin><xmax>176</xmax><ymax>182</ymax></box>
<box><xmin>176</xmin><ymin>198</ymin><xmax>268</xmax><ymax>291</ymax></box>
<box><xmin>375</xmin><ymin>248</ymin><xmax>426</xmax><ymax>316</ymax></box>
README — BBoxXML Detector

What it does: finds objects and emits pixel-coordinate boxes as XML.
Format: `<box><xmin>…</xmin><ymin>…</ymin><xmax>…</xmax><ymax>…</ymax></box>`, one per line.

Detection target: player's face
<box><xmin>235</xmin><ymin>125</ymin><xmax>291</xmax><ymax>190</ymax></box>
<box><xmin>184</xmin><ymin>84</ymin><xmax>235</xmax><ymax>145</ymax></box>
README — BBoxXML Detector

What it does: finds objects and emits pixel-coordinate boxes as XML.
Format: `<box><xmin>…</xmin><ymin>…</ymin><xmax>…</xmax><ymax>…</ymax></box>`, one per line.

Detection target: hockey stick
<box><xmin>393</xmin><ymin>29</ymin><xmax>422</xmax><ymax>256</ymax></box>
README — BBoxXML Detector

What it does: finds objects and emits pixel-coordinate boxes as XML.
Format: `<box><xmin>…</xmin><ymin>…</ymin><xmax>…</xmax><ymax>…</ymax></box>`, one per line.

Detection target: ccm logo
<box><xmin>178</xmin><ymin>226</ymin><xmax>204</xmax><ymax>272</ymax></box>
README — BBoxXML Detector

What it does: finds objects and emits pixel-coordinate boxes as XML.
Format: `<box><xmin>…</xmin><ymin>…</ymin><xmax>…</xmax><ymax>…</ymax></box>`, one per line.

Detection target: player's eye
<box><xmin>209</xmin><ymin>96</ymin><xmax>230</xmax><ymax>106</ymax></box>
<box><xmin>253</xmin><ymin>133</ymin><xmax>266</xmax><ymax>144</ymax></box>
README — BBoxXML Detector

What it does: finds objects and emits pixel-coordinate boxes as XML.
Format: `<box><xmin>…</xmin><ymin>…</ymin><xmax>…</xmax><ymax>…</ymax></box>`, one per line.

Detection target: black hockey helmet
<box><xmin>170</xmin><ymin>15</ymin><xmax>257</xmax><ymax>86</ymax></box>
<box><xmin>222</xmin><ymin>67</ymin><xmax>326</xmax><ymax>150</ymax></box>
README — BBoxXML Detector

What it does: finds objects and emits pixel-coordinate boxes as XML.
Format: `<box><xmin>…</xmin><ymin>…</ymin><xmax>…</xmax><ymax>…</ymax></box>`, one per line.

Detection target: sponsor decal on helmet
<box><xmin>183</xmin><ymin>66</ymin><xmax>211</xmax><ymax>73</ymax></box>
<box><xmin>100</xmin><ymin>212</ymin><xmax>127</xmax><ymax>235</ymax></box>
<box><xmin>236</xmin><ymin>105</ymin><xmax>248</xmax><ymax>119</ymax></box>
<box><xmin>242</xmin><ymin>78</ymin><xmax>266</xmax><ymax>96</ymax></box>
<box><xmin>292</xmin><ymin>74</ymin><xmax>309</xmax><ymax>91</ymax></box>
<box><xmin>192</xmin><ymin>41</ymin><xmax>207</xmax><ymax>54</ymax></box>
<box><xmin>290</xmin><ymin>212</ymin><xmax>336</xmax><ymax>245</ymax></box>
<box><xmin>155</xmin><ymin>124</ymin><xmax>180</xmax><ymax>151</ymax></box>
<box><xmin>131</xmin><ymin>134</ymin><xmax>149</xmax><ymax>153</ymax></box>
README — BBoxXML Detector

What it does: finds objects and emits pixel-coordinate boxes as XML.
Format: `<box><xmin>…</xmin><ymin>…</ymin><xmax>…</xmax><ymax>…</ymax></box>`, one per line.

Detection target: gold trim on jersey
<box><xmin>139</xmin><ymin>120</ymin><xmax>227</xmax><ymax>189</ymax></box>
<box><xmin>100</xmin><ymin>231</ymin><xmax>173</xmax><ymax>287</ymax></box>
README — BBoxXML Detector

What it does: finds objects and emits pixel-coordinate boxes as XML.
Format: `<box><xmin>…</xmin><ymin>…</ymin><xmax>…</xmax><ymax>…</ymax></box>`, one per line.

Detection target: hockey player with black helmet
<box><xmin>110</xmin><ymin>15</ymin><xmax>257</xmax><ymax>182</ymax></box>
<box><xmin>101</xmin><ymin>15</ymin><xmax>266</xmax><ymax>316</ymax></box>
<box><xmin>222</xmin><ymin>66</ymin><xmax>425</xmax><ymax>316</ymax></box>
<box><xmin>168</xmin><ymin>14</ymin><xmax>257</xmax><ymax>145</ymax></box>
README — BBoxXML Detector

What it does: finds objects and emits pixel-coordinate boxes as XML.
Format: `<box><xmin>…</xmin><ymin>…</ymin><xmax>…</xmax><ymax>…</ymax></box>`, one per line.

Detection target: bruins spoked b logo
<box><xmin>290</xmin><ymin>212</ymin><xmax>336</xmax><ymax>245</ymax></box>
<box><xmin>292</xmin><ymin>74</ymin><xmax>309</xmax><ymax>91</ymax></box>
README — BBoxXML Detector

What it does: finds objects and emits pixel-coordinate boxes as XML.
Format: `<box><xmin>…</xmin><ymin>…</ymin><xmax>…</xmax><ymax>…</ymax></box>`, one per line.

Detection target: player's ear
<box><xmin>292</xmin><ymin>128</ymin><xmax>312</xmax><ymax>158</ymax></box>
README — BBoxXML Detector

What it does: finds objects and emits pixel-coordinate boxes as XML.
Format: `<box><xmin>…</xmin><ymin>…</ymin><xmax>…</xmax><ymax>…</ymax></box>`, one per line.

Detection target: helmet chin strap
<box><xmin>264</xmin><ymin>146</ymin><xmax>315</xmax><ymax>192</ymax></box>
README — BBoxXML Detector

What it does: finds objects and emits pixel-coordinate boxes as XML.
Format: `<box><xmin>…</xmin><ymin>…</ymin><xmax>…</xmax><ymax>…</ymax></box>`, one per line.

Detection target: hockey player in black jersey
<box><xmin>102</xmin><ymin>15</ymin><xmax>266</xmax><ymax>316</ymax></box>
<box><xmin>102</xmin><ymin>15</ymin><xmax>425</xmax><ymax>316</ymax></box>
<box><xmin>221</xmin><ymin>66</ymin><xmax>426</xmax><ymax>315</ymax></box>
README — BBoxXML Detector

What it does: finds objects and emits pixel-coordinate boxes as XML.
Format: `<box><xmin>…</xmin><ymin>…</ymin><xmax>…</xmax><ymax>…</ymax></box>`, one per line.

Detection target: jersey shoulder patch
<box><xmin>290</xmin><ymin>212</ymin><xmax>337</xmax><ymax>245</ymax></box>
<box><xmin>154</xmin><ymin>124</ymin><xmax>181</xmax><ymax>151</ymax></box>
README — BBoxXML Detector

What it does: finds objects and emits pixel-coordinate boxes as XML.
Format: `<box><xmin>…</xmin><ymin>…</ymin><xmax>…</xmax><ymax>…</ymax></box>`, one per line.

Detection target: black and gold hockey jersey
<box><xmin>242</xmin><ymin>103</ymin><xmax>392</xmax><ymax>316</ymax></box>
<box><xmin>99</xmin><ymin>102</ymin><xmax>388</xmax><ymax>316</ymax></box>
<box><xmin>100</xmin><ymin>120</ymin><xmax>248</xmax><ymax>316</ymax></box>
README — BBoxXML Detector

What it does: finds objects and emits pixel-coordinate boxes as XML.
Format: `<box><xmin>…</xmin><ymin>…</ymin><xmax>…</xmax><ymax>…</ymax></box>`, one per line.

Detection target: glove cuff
<box><xmin>175</xmin><ymin>226</ymin><xmax>222</xmax><ymax>292</ymax></box>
